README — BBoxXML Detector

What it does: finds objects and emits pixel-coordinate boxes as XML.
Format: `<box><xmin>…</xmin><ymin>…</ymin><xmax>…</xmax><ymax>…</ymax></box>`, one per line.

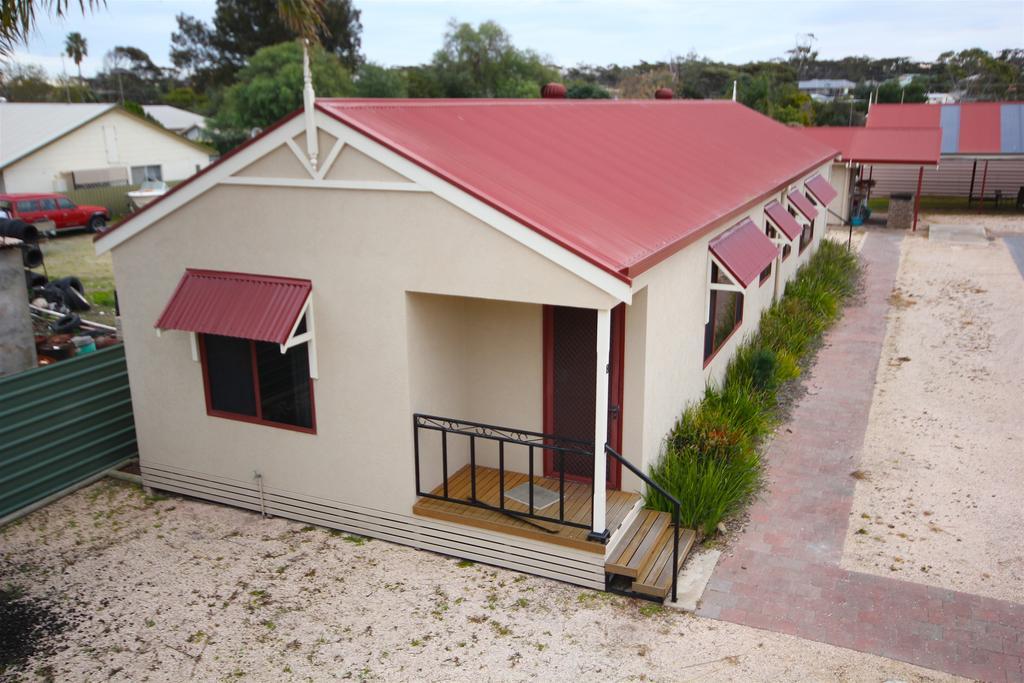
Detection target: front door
<box><xmin>543</xmin><ymin>304</ymin><xmax>624</xmax><ymax>489</ymax></box>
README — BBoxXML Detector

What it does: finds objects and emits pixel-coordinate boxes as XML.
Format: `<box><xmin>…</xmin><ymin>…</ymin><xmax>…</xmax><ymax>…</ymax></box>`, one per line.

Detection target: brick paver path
<box><xmin>697</xmin><ymin>231</ymin><xmax>1024</xmax><ymax>682</ymax></box>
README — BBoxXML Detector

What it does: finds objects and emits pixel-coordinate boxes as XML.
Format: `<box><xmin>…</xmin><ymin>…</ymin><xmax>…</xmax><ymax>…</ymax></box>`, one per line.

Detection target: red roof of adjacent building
<box><xmin>797</xmin><ymin>126</ymin><xmax>942</xmax><ymax>165</ymax></box>
<box><xmin>708</xmin><ymin>217</ymin><xmax>779</xmax><ymax>288</ymax></box>
<box><xmin>155</xmin><ymin>269</ymin><xmax>311</xmax><ymax>344</ymax></box>
<box><xmin>317</xmin><ymin>99</ymin><xmax>837</xmax><ymax>278</ymax></box>
<box><xmin>764</xmin><ymin>200</ymin><xmax>803</xmax><ymax>241</ymax></box>
<box><xmin>866</xmin><ymin>103</ymin><xmax>1024</xmax><ymax>155</ymax></box>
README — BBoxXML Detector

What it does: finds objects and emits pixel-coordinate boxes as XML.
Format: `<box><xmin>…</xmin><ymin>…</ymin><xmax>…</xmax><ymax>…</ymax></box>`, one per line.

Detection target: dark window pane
<box><xmin>58</xmin><ymin>198</ymin><xmax>75</xmax><ymax>209</ymax></box>
<box><xmin>703</xmin><ymin>264</ymin><xmax>743</xmax><ymax>361</ymax></box>
<box><xmin>204</xmin><ymin>335</ymin><xmax>257</xmax><ymax>416</ymax></box>
<box><xmin>255</xmin><ymin>341</ymin><xmax>312</xmax><ymax>429</ymax></box>
<box><xmin>800</xmin><ymin>223</ymin><xmax>813</xmax><ymax>252</ymax></box>
<box><xmin>760</xmin><ymin>262</ymin><xmax>772</xmax><ymax>284</ymax></box>
<box><xmin>40</xmin><ymin>199</ymin><xmax>57</xmax><ymax>210</ymax></box>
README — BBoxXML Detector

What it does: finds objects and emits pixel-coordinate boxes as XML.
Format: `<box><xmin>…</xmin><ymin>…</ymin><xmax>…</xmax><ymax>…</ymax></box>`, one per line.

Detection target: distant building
<box><xmin>142</xmin><ymin>105</ymin><xmax>209</xmax><ymax>142</ymax></box>
<box><xmin>0</xmin><ymin>103</ymin><xmax>213</xmax><ymax>194</ymax></box>
<box><xmin>797</xmin><ymin>79</ymin><xmax>856</xmax><ymax>101</ymax></box>
<box><xmin>926</xmin><ymin>92</ymin><xmax>957</xmax><ymax>104</ymax></box>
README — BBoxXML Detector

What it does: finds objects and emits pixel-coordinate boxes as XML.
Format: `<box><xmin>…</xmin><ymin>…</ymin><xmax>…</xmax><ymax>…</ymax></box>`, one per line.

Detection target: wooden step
<box><xmin>605</xmin><ymin>509</ymin><xmax>670</xmax><ymax>578</ymax></box>
<box><xmin>630</xmin><ymin>526</ymin><xmax>698</xmax><ymax>599</ymax></box>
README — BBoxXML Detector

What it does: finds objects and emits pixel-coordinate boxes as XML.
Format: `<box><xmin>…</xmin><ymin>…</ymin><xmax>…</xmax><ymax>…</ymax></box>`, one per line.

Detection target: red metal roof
<box><xmin>708</xmin><ymin>217</ymin><xmax>779</xmax><ymax>289</ymax></box>
<box><xmin>155</xmin><ymin>269</ymin><xmax>311</xmax><ymax>344</ymax></box>
<box><xmin>958</xmin><ymin>103</ymin><xmax>1001</xmax><ymax>154</ymax></box>
<box><xmin>798</xmin><ymin>126</ymin><xmax>942</xmax><ymax>165</ymax></box>
<box><xmin>866</xmin><ymin>104</ymin><xmax>940</xmax><ymax>129</ymax></box>
<box><xmin>787</xmin><ymin>190</ymin><xmax>818</xmax><ymax>222</ymax></box>
<box><xmin>764</xmin><ymin>200</ymin><xmax>802</xmax><ymax>241</ymax></box>
<box><xmin>805</xmin><ymin>174</ymin><xmax>839</xmax><ymax>206</ymax></box>
<box><xmin>317</xmin><ymin>99</ymin><xmax>837</xmax><ymax>279</ymax></box>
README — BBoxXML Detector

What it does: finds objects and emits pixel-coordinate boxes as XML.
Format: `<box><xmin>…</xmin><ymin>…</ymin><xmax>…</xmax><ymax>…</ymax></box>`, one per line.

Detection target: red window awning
<box><xmin>764</xmin><ymin>200</ymin><xmax>802</xmax><ymax>241</ymax></box>
<box><xmin>709</xmin><ymin>218</ymin><xmax>780</xmax><ymax>289</ymax></box>
<box><xmin>805</xmin><ymin>175</ymin><xmax>838</xmax><ymax>206</ymax></box>
<box><xmin>155</xmin><ymin>269</ymin><xmax>312</xmax><ymax>345</ymax></box>
<box><xmin>787</xmin><ymin>190</ymin><xmax>818</xmax><ymax>222</ymax></box>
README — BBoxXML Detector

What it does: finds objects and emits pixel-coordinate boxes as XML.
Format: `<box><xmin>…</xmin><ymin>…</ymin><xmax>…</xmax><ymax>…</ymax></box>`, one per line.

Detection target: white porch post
<box><xmin>591</xmin><ymin>308</ymin><xmax>611</xmax><ymax>540</ymax></box>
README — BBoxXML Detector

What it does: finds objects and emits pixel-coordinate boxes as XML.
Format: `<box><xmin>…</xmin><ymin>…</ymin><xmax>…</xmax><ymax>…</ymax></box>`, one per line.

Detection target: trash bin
<box><xmin>887</xmin><ymin>192</ymin><xmax>914</xmax><ymax>230</ymax></box>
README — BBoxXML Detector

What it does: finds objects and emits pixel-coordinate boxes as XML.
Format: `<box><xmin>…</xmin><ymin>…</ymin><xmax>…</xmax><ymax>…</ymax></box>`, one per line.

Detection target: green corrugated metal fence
<box><xmin>0</xmin><ymin>344</ymin><xmax>137</xmax><ymax>521</ymax></box>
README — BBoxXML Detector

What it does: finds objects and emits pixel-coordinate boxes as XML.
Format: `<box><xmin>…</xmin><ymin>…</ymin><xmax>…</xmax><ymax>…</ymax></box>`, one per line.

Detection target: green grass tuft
<box><xmin>646</xmin><ymin>239</ymin><xmax>860</xmax><ymax>535</ymax></box>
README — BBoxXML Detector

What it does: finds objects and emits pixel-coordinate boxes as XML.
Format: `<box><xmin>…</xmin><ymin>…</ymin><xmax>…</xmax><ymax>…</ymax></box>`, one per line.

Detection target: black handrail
<box><xmin>413</xmin><ymin>413</ymin><xmax>594</xmax><ymax>532</ymax></box>
<box><xmin>604</xmin><ymin>444</ymin><xmax>682</xmax><ymax>603</ymax></box>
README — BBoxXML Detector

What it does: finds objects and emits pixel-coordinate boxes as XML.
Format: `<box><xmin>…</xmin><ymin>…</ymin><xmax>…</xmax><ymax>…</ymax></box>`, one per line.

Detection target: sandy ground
<box><xmin>842</xmin><ymin>213</ymin><xmax>1024</xmax><ymax>603</ymax></box>
<box><xmin>0</xmin><ymin>481</ymin><xmax>956</xmax><ymax>682</ymax></box>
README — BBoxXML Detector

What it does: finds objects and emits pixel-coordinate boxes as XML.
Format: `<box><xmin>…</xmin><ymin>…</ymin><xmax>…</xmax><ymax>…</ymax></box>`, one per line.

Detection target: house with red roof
<box><xmin>95</xmin><ymin>87</ymin><xmax>839</xmax><ymax>600</ymax></box>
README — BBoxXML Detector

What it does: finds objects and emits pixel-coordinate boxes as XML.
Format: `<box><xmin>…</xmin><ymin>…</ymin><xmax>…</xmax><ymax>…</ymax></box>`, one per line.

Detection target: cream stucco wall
<box><xmin>112</xmin><ymin>180</ymin><xmax>617</xmax><ymax>518</ymax></box>
<box><xmin>621</xmin><ymin>162</ymin><xmax>833</xmax><ymax>481</ymax></box>
<box><xmin>3</xmin><ymin>109</ymin><xmax>212</xmax><ymax>193</ymax></box>
<box><xmin>827</xmin><ymin>162</ymin><xmax>852</xmax><ymax>226</ymax></box>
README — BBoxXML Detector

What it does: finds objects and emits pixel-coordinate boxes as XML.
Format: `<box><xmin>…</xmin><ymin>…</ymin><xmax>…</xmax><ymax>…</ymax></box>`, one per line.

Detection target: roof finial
<box><xmin>732</xmin><ymin>80</ymin><xmax>737</xmax><ymax>102</ymax></box>
<box><xmin>303</xmin><ymin>39</ymin><xmax>318</xmax><ymax>170</ymax></box>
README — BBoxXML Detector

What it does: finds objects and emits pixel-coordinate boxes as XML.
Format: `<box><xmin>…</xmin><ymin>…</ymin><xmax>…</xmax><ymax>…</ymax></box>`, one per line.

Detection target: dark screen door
<box><xmin>543</xmin><ymin>305</ymin><xmax>624</xmax><ymax>488</ymax></box>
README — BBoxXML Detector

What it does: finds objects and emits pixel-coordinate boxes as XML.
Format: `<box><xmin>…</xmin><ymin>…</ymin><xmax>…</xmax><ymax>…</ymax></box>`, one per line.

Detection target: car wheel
<box><xmin>88</xmin><ymin>215</ymin><xmax>106</xmax><ymax>232</ymax></box>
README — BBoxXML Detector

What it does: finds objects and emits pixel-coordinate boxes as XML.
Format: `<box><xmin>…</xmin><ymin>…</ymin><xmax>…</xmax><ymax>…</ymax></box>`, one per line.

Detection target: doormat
<box><xmin>504</xmin><ymin>482</ymin><xmax>559</xmax><ymax>510</ymax></box>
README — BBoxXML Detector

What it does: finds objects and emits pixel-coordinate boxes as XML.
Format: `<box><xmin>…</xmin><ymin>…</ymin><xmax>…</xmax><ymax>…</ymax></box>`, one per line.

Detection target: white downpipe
<box><xmin>732</xmin><ymin>80</ymin><xmax>737</xmax><ymax>102</ymax></box>
<box><xmin>592</xmin><ymin>308</ymin><xmax>610</xmax><ymax>537</ymax></box>
<box><xmin>302</xmin><ymin>40</ymin><xmax>318</xmax><ymax>170</ymax></box>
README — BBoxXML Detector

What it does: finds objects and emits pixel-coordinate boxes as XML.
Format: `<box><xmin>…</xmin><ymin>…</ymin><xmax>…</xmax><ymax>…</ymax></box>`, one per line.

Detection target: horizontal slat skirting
<box><xmin>142</xmin><ymin>466</ymin><xmax>605</xmax><ymax>587</ymax></box>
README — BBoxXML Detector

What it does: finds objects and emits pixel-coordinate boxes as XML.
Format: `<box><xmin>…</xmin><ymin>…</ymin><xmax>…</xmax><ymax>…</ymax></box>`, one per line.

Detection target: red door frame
<box><xmin>542</xmin><ymin>304</ymin><xmax>625</xmax><ymax>490</ymax></box>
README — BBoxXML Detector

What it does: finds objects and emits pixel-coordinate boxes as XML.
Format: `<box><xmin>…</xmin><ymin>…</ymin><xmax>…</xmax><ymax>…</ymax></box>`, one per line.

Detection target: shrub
<box><xmin>646</xmin><ymin>238</ymin><xmax>860</xmax><ymax>535</ymax></box>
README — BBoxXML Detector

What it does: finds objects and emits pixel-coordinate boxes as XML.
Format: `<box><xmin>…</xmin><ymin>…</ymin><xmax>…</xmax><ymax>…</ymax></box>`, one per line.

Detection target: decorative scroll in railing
<box><xmin>413</xmin><ymin>413</ymin><xmax>595</xmax><ymax>531</ymax></box>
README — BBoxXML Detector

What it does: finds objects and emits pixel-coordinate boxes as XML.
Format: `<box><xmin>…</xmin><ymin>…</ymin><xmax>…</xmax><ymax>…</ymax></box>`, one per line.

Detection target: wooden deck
<box><xmin>412</xmin><ymin>464</ymin><xmax>641</xmax><ymax>553</ymax></box>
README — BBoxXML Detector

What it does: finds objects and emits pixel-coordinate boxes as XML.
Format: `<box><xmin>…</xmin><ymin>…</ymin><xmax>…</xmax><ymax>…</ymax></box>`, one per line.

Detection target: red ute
<box><xmin>0</xmin><ymin>193</ymin><xmax>111</xmax><ymax>233</ymax></box>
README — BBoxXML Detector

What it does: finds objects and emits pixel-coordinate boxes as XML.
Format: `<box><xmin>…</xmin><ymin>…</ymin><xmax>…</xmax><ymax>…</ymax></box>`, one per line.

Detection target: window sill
<box><xmin>703</xmin><ymin>321</ymin><xmax>743</xmax><ymax>369</ymax></box>
<box><xmin>206</xmin><ymin>408</ymin><xmax>317</xmax><ymax>435</ymax></box>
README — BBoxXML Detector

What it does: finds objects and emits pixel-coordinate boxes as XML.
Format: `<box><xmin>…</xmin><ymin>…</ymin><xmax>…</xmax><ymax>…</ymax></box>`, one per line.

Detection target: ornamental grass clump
<box><xmin>647</xmin><ymin>239</ymin><xmax>860</xmax><ymax>536</ymax></box>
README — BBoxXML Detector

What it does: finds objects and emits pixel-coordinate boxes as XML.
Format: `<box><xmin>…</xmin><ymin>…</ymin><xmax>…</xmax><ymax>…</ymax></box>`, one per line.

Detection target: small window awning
<box><xmin>708</xmin><ymin>218</ymin><xmax>780</xmax><ymax>288</ymax></box>
<box><xmin>787</xmin><ymin>190</ymin><xmax>819</xmax><ymax>222</ymax></box>
<box><xmin>155</xmin><ymin>269</ymin><xmax>312</xmax><ymax>345</ymax></box>
<box><xmin>764</xmin><ymin>201</ymin><xmax>802</xmax><ymax>241</ymax></box>
<box><xmin>805</xmin><ymin>175</ymin><xmax>838</xmax><ymax>206</ymax></box>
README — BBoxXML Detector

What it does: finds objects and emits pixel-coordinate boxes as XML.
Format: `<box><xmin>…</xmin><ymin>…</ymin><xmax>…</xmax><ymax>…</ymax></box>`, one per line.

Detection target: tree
<box><xmin>355</xmin><ymin>63</ymin><xmax>408</xmax><ymax>97</ymax></box>
<box><xmin>93</xmin><ymin>45</ymin><xmax>165</xmax><ymax>103</ymax></box>
<box><xmin>171</xmin><ymin>0</ymin><xmax>362</xmax><ymax>89</ymax></box>
<box><xmin>875</xmin><ymin>78</ymin><xmax>927</xmax><ymax>104</ymax></box>
<box><xmin>208</xmin><ymin>41</ymin><xmax>354</xmax><ymax>152</ymax></box>
<box><xmin>566</xmin><ymin>81</ymin><xmax>611</xmax><ymax>99</ymax></box>
<box><xmin>431</xmin><ymin>20</ymin><xmax>558</xmax><ymax>98</ymax></box>
<box><xmin>0</xmin><ymin>0</ymin><xmax>103</xmax><ymax>57</ymax></box>
<box><xmin>64</xmin><ymin>31</ymin><xmax>87</xmax><ymax>82</ymax></box>
<box><xmin>936</xmin><ymin>48</ymin><xmax>1019</xmax><ymax>100</ymax></box>
<box><xmin>0</xmin><ymin>62</ymin><xmax>57</xmax><ymax>100</ymax></box>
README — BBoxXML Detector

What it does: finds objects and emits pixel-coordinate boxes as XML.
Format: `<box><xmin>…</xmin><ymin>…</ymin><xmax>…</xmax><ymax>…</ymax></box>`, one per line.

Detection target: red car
<box><xmin>0</xmin><ymin>193</ymin><xmax>111</xmax><ymax>233</ymax></box>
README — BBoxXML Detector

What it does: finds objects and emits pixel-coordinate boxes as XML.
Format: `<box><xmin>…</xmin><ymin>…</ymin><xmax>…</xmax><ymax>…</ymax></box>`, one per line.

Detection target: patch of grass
<box><xmin>342</xmin><ymin>534</ymin><xmax>367</xmax><ymax>546</ymax></box>
<box><xmin>867</xmin><ymin>195</ymin><xmax>1024</xmax><ymax>215</ymax></box>
<box><xmin>647</xmin><ymin>239</ymin><xmax>861</xmax><ymax>535</ymax></box>
<box><xmin>456</xmin><ymin>559</ymin><xmax>474</xmax><ymax>568</ymax></box>
<box><xmin>37</xmin><ymin>234</ymin><xmax>117</xmax><ymax>318</ymax></box>
<box><xmin>638</xmin><ymin>603</ymin><xmax>663</xmax><ymax>618</ymax></box>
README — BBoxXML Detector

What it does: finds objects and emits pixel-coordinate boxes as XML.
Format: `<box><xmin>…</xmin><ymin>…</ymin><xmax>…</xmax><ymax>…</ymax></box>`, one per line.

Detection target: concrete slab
<box><xmin>928</xmin><ymin>223</ymin><xmax>989</xmax><ymax>245</ymax></box>
<box><xmin>1005</xmin><ymin>235</ymin><xmax>1024</xmax><ymax>279</ymax></box>
<box><xmin>664</xmin><ymin>548</ymin><xmax>720</xmax><ymax>612</ymax></box>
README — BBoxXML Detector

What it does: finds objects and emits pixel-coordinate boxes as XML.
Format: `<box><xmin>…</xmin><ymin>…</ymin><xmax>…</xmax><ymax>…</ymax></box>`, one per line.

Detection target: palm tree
<box><xmin>274</xmin><ymin>0</ymin><xmax>325</xmax><ymax>43</ymax></box>
<box><xmin>1</xmin><ymin>1</ymin><xmax>104</xmax><ymax>58</ymax></box>
<box><xmin>64</xmin><ymin>31</ymin><xmax>87</xmax><ymax>83</ymax></box>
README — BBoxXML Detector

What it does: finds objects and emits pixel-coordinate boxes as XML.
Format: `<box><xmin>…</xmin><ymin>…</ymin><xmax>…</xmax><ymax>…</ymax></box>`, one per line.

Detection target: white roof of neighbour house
<box><xmin>798</xmin><ymin>79</ymin><xmax>856</xmax><ymax>90</ymax></box>
<box><xmin>142</xmin><ymin>105</ymin><xmax>207</xmax><ymax>134</ymax></box>
<box><xmin>0</xmin><ymin>102</ymin><xmax>116</xmax><ymax>170</ymax></box>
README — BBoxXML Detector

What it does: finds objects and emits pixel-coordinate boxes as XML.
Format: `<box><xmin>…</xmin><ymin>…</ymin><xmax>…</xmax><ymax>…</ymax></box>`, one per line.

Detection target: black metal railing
<box><xmin>413</xmin><ymin>413</ymin><xmax>596</xmax><ymax>532</ymax></box>
<box><xmin>605</xmin><ymin>444</ymin><xmax>682</xmax><ymax>603</ymax></box>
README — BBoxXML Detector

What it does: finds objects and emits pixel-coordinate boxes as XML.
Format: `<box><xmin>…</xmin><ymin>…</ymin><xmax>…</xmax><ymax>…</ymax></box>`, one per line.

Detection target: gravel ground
<box><xmin>0</xmin><ymin>480</ymin><xmax>956</xmax><ymax>682</ymax></box>
<box><xmin>842</xmin><ymin>213</ymin><xmax>1024</xmax><ymax>602</ymax></box>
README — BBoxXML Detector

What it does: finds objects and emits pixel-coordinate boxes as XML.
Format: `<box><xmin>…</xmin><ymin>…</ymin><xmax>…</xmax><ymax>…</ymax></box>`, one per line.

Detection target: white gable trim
<box><xmin>314</xmin><ymin>115</ymin><xmax>632</xmax><ymax>303</ymax></box>
<box><xmin>96</xmin><ymin>110</ymin><xmax>631</xmax><ymax>303</ymax></box>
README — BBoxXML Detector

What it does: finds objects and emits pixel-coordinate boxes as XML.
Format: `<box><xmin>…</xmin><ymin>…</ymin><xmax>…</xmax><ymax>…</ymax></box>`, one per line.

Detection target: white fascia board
<box><xmin>314</xmin><ymin>114</ymin><xmax>632</xmax><ymax>305</ymax></box>
<box><xmin>94</xmin><ymin>115</ymin><xmax>308</xmax><ymax>255</ymax></box>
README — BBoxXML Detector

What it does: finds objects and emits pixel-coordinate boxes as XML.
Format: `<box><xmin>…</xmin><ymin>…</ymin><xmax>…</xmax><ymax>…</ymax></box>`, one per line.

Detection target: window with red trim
<box><xmin>759</xmin><ymin>262</ymin><xmax>772</xmax><ymax>286</ymax></box>
<box><xmin>704</xmin><ymin>263</ymin><xmax>743</xmax><ymax>363</ymax></box>
<box><xmin>799</xmin><ymin>222</ymin><xmax>814</xmax><ymax>254</ymax></box>
<box><xmin>200</xmin><ymin>332</ymin><xmax>316</xmax><ymax>432</ymax></box>
<box><xmin>765</xmin><ymin>222</ymin><xmax>791</xmax><ymax>261</ymax></box>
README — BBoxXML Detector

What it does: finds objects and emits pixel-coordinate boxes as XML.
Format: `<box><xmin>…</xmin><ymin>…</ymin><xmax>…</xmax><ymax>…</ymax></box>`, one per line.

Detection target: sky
<box><xmin>8</xmin><ymin>0</ymin><xmax>1024</xmax><ymax>78</ymax></box>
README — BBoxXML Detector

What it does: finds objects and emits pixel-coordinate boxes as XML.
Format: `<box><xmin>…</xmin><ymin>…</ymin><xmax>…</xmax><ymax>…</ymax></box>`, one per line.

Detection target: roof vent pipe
<box><xmin>541</xmin><ymin>82</ymin><xmax>567</xmax><ymax>99</ymax></box>
<box><xmin>654</xmin><ymin>88</ymin><xmax>674</xmax><ymax>100</ymax></box>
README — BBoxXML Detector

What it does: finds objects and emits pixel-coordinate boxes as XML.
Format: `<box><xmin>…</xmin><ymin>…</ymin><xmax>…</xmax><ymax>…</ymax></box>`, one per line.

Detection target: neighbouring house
<box><xmin>797</xmin><ymin>79</ymin><xmax>856</xmax><ymax>102</ymax></box>
<box><xmin>142</xmin><ymin>105</ymin><xmax>209</xmax><ymax>142</ymax></box>
<box><xmin>0</xmin><ymin>103</ymin><xmax>214</xmax><ymax>194</ymax></box>
<box><xmin>799</xmin><ymin>126</ymin><xmax>942</xmax><ymax>226</ymax></box>
<box><xmin>95</xmin><ymin>92</ymin><xmax>840</xmax><ymax>599</ymax></box>
<box><xmin>863</xmin><ymin>103</ymin><xmax>1024</xmax><ymax>203</ymax></box>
